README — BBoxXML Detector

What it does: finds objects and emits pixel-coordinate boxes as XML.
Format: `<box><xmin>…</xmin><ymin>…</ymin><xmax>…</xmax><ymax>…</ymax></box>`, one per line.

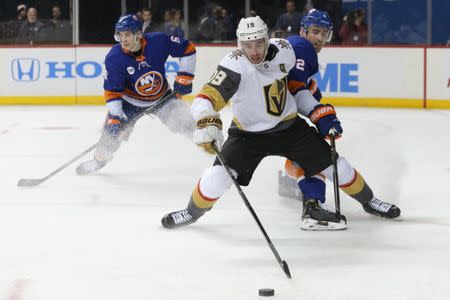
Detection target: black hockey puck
<box><xmin>258</xmin><ymin>288</ymin><xmax>275</xmax><ymax>296</ymax></box>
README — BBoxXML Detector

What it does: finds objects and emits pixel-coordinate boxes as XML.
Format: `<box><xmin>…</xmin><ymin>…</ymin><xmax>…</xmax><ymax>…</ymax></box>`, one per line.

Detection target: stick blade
<box><xmin>282</xmin><ymin>260</ymin><xmax>292</xmax><ymax>279</ymax></box>
<box><xmin>17</xmin><ymin>178</ymin><xmax>45</xmax><ymax>187</ymax></box>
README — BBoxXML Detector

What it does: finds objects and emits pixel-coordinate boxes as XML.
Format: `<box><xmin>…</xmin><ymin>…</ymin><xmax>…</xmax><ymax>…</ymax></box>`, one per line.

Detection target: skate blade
<box><xmin>367</xmin><ymin>214</ymin><xmax>403</xmax><ymax>221</ymax></box>
<box><xmin>300</xmin><ymin>218</ymin><xmax>347</xmax><ymax>231</ymax></box>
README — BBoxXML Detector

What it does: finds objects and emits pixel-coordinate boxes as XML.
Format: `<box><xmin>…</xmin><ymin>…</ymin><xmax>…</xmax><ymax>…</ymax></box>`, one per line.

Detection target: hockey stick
<box><xmin>329</xmin><ymin>131</ymin><xmax>346</xmax><ymax>223</ymax></box>
<box><xmin>212</xmin><ymin>142</ymin><xmax>292</xmax><ymax>279</ymax></box>
<box><xmin>17</xmin><ymin>143</ymin><xmax>98</xmax><ymax>187</ymax></box>
<box><xmin>17</xmin><ymin>92</ymin><xmax>177</xmax><ymax>187</ymax></box>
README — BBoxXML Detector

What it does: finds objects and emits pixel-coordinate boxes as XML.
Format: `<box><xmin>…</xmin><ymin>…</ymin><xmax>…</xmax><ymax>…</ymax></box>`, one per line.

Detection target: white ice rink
<box><xmin>1</xmin><ymin>105</ymin><xmax>449</xmax><ymax>300</ymax></box>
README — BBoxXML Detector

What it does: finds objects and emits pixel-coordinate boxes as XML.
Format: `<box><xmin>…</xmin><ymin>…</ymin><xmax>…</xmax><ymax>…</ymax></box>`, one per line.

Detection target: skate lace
<box><xmin>317</xmin><ymin>201</ymin><xmax>334</xmax><ymax>213</ymax></box>
<box><xmin>368</xmin><ymin>198</ymin><xmax>392</xmax><ymax>213</ymax></box>
<box><xmin>172</xmin><ymin>209</ymin><xmax>193</xmax><ymax>225</ymax></box>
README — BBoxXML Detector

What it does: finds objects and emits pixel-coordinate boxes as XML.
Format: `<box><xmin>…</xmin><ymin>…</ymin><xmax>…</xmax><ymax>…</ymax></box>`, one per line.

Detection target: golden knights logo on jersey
<box><xmin>263</xmin><ymin>76</ymin><xmax>287</xmax><ymax>116</ymax></box>
<box><xmin>275</xmin><ymin>39</ymin><xmax>291</xmax><ymax>49</ymax></box>
<box><xmin>228</xmin><ymin>49</ymin><xmax>244</xmax><ymax>60</ymax></box>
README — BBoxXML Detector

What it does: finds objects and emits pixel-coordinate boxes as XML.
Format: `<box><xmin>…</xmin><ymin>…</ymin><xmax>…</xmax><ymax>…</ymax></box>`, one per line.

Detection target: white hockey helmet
<box><xmin>236</xmin><ymin>16</ymin><xmax>269</xmax><ymax>50</ymax></box>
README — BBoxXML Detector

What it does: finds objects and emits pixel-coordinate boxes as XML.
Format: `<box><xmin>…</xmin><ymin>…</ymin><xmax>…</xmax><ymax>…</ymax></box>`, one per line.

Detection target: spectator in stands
<box><xmin>273</xmin><ymin>0</ymin><xmax>304</xmax><ymax>37</ymax></box>
<box><xmin>172</xmin><ymin>9</ymin><xmax>185</xmax><ymax>37</ymax></box>
<box><xmin>339</xmin><ymin>9</ymin><xmax>368</xmax><ymax>45</ymax></box>
<box><xmin>16</xmin><ymin>7</ymin><xmax>45</xmax><ymax>45</ymax></box>
<box><xmin>219</xmin><ymin>8</ymin><xmax>234</xmax><ymax>40</ymax></box>
<box><xmin>45</xmin><ymin>4</ymin><xmax>71</xmax><ymax>43</ymax></box>
<box><xmin>17</xmin><ymin>4</ymin><xmax>28</xmax><ymax>22</ymax></box>
<box><xmin>164</xmin><ymin>9</ymin><xmax>184</xmax><ymax>38</ymax></box>
<box><xmin>197</xmin><ymin>6</ymin><xmax>220</xmax><ymax>41</ymax></box>
<box><xmin>141</xmin><ymin>8</ymin><xmax>153</xmax><ymax>34</ymax></box>
<box><xmin>163</xmin><ymin>10</ymin><xmax>172</xmax><ymax>32</ymax></box>
<box><xmin>2</xmin><ymin>4</ymin><xmax>28</xmax><ymax>43</ymax></box>
<box><xmin>49</xmin><ymin>5</ymin><xmax>62</xmax><ymax>24</ymax></box>
<box><xmin>136</xmin><ymin>11</ymin><xmax>142</xmax><ymax>21</ymax></box>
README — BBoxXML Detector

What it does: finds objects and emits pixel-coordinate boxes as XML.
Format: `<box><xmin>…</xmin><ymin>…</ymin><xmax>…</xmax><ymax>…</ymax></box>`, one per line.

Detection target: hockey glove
<box><xmin>105</xmin><ymin>113</ymin><xmax>127</xmax><ymax>139</ymax></box>
<box><xmin>309</xmin><ymin>104</ymin><xmax>343</xmax><ymax>139</ymax></box>
<box><xmin>174</xmin><ymin>72</ymin><xmax>194</xmax><ymax>98</ymax></box>
<box><xmin>193</xmin><ymin>111</ymin><xmax>223</xmax><ymax>154</ymax></box>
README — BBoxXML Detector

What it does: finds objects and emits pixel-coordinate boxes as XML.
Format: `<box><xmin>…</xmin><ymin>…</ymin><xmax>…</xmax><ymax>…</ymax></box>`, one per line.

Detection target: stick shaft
<box><xmin>212</xmin><ymin>142</ymin><xmax>291</xmax><ymax>279</ymax></box>
<box><xmin>18</xmin><ymin>92</ymin><xmax>176</xmax><ymax>186</ymax></box>
<box><xmin>329</xmin><ymin>135</ymin><xmax>341</xmax><ymax>218</ymax></box>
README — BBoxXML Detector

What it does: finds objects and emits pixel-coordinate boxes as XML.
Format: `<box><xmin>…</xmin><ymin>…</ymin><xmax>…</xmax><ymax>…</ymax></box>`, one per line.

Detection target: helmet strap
<box><xmin>131</xmin><ymin>33</ymin><xmax>142</xmax><ymax>51</ymax></box>
<box><xmin>118</xmin><ymin>31</ymin><xmax>142</xmax><ymax>52</ymax></box>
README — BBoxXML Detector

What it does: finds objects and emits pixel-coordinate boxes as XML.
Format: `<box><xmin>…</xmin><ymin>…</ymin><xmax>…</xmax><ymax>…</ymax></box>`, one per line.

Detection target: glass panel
<box><xmin>79</xmin><ymin>0</ymin><xmax>121</xmax><ymax>44</ymax></box>
<box><xmin>0</xmin><ymin>0</ymin><xmax>72</xmax><ymax>45</ymax></box>
<box><xmin>188</xmin><ymin>0</ymin><xmax>245</xmax><ymax>43</ymax></box>
<box><xmin>431</xmin><ymin>0</ymin><xmax>450</xmax><ymax>45</ymax></box>
<box><xmin>372</xmin><ymin>0</ymin><xmax>426</xmax><ymax>45</ymax></box>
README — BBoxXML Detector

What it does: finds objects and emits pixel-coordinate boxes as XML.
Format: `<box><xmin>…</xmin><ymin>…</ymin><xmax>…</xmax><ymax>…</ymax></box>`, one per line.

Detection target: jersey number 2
<box><xmin>296</xmin><ymin>59</ymin><xmax>305</xmax><ymax>71</ymax></box>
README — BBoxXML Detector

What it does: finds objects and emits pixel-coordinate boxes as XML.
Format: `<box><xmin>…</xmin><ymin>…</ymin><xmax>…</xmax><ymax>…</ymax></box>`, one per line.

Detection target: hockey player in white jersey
<box><xmin>161</xmin><ymin>16</ymin><xmax>345</xmax><ymax>229</ymax></box>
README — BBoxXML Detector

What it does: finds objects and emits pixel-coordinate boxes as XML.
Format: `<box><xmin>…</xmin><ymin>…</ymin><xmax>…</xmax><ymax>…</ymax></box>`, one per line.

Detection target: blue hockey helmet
<box><xmin>300</xmin><ymin>9</ymin><xmax>333</xmax><ymax>41</ymax></box>
<box><xmin>114</xmin><ymin>14</ymin><xmax>142</xmax><ymax>41</ymax></box>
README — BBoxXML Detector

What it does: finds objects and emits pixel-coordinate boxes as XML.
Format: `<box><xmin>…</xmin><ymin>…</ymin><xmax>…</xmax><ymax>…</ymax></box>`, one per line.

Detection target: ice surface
<box><xmin>1</xmin><ymin>106</ymin><xmax>449</xmax><ymax>300</ymax></box>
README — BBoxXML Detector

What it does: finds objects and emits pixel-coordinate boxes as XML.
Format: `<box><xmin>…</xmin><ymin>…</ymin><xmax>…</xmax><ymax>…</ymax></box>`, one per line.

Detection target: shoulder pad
<box><xmin>270</xmin><ymin>38</ymin><xmax>296</xmax><ymax>69</ymax></box>
<box><xmin>105</xmin><ymin>45</ymin><xmax>124</xmax><ymax>62</ymax></box>
<box><xmin>270</xmin><ymin>38</ymin><xmax>293</xmax><ymax>51</ymax></box>
<box><xmin>219</xmin><ymin>48</ymin><xmax>245</xmax><ymax>73</ymax></box>
<box><xmin>143</xmin><ymin>31</ymin><xmax>167</xmax><ymax>42</ymax></box>
<box><xmin>288</xmin><ymin>36</ymin><xmax>316</xmax><ymax>56</ymax></box>
<box><xmin>226</xmin><ymin>48</ymin><xmax>245</xmax><ymax>61</ymax></box>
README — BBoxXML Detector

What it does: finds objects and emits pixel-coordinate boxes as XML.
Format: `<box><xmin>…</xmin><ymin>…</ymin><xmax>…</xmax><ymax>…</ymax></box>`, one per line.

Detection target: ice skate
<box><xmin>278</xmin><ymin>170</ymin><xmax>302</xmax><ymax>200</ymax></box>
<box><xmin>300</xmin><ymin>199</ymin><xmax>347</xmax><ymax>231</ymax></box>
<box><xmin>360</xmin><ymin>197</ymin><xmax>401</xmax><ymax>219</ymax></box>
<box><xmin>76</xmin><ymin>159</ymin><xmax>107</xmax><ymax>176</ymax></box>
<box><xmin>161</xmin><ymin>209</ymin><xmax>199</xmax><ymax>229</ymax></box>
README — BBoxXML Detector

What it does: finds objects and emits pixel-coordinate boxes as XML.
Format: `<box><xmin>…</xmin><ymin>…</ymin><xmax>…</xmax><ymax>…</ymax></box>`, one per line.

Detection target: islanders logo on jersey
<box><xmin>263</xmin><ymin>76</ymin><xmax>287</xmax><ymax>116</ymax></box>
<box><xmin>135</xmin><ymin>71</ymin><xmax>164</xmax><ymax>96</ymax></box>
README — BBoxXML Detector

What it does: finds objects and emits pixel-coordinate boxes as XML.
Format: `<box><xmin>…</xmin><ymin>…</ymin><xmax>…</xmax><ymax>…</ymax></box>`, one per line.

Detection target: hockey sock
<box><xmin>188</xmin><ymin>181</ymin><xmax>218</xmax><ymax>218</ymax></box>
<box><xmin>298</xmin><ymin>175</ymin><xmax>326</xmax><ymax>203</ymax></box>
<box><xmin>340</xmin><ymin>170</ymin><xmax>374</xmax><ymax>204</ymax></box>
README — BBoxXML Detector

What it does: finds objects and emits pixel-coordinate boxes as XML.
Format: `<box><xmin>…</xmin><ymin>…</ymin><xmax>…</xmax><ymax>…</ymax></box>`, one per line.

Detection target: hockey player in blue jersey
<box><xmin>278</xmin><ymin>9</ymin><xmax>401</xmax><ymax>230</ymax></box>
<box><xmin>76</xmin><ymin>14</ymin><xmax>197</xmax><ymax>175</ymax></box>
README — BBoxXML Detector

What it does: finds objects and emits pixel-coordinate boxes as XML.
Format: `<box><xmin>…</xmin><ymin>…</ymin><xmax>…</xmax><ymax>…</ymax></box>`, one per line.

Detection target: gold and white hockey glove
<box><xmin>193</xmin><ymin>111</ymin><xmax>223</xmax><ymax>154</ymax></box>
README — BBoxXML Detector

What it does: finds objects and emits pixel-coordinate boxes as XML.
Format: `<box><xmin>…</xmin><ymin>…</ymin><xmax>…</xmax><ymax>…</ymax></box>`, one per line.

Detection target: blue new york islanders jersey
<box><xmin>104</xmin><ymin>32</ymin><xmax>196</xmax><ymax>104</ymax></box>
<box><xmin>286</xmin><ymin>35</ymin><xmax>319</xmax><ymax>97</ymax></box>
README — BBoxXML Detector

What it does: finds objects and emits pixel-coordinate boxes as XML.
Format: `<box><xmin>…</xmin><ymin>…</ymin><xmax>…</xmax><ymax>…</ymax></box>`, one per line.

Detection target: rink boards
<box><xmin>0</xmin><ymin>45</ymin><xmax>448</xmax><ymax>108</ymax></box>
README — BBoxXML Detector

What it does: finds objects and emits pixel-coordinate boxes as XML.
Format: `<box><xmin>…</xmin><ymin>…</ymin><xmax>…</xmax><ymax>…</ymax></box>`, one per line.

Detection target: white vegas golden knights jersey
<box><xmin>196</xmin><ymin>38</ymin><xmax>298</xmax><ymax>133</ymax></box>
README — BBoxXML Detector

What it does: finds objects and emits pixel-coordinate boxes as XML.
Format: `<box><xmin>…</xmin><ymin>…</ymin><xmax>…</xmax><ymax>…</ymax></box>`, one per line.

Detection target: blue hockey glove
<box><xmin>173</xmin><ymin>72</ymin><xmax>194</xmax><ymax>98</ymax></box>
<box><xmin>105</xmin><ymin>113</ymin><xmax>127</xmax><ymax>138</ymax></box>
<box><xmin>309</xmin><ymin>104</ymin><xmax>343</xmax><ymax>139</ymax></box>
